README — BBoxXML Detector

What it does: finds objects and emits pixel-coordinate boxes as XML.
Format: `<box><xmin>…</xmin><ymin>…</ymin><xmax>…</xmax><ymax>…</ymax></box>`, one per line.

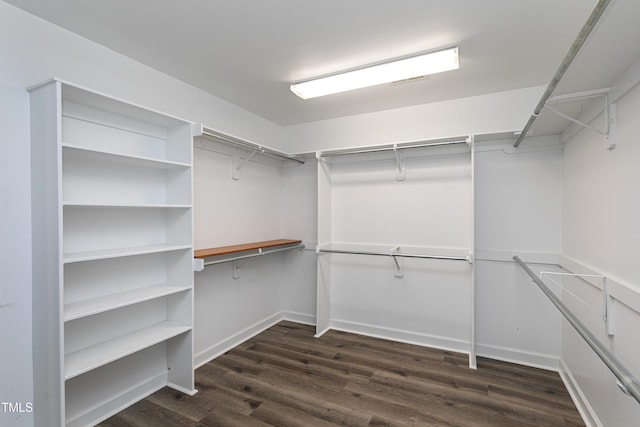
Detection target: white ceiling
<box><xmin>5</xmin><ymin>0</ymin><xmax>640</xmax><ymax>128</ymax></box>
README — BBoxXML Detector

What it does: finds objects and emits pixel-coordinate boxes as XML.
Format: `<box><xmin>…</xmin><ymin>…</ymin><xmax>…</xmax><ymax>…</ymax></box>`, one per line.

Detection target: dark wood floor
<box><xmin>99</xmin><ymin>321</ymin><xmax>585</xmax><ymax>426</ymax></box>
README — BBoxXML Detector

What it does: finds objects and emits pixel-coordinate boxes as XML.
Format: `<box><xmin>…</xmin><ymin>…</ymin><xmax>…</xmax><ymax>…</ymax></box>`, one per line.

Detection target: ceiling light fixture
<box><xmin>290</xmin><ymin>46</ymin><xmax>459</xmax><ymax>100</ymax></box>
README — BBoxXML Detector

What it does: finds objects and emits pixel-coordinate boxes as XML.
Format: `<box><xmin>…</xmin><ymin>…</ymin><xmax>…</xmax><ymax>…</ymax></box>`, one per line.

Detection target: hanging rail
<box><xmin>513</xmin><ymin>0</ymin><xmax>612</xmax><ymax>148</ymax></box>
<box><xmin>317</xmin><ymin>247</ymin><xmax>472</xmax><ymax>263</ymax></box>
<box><xmin>201</xmin><ymin>127</ymin><xmax>305</xmax><ymax>164</ymax></box>
<box><xmin>202</xmin><ymin>243</ymin><xmax>305</xmax><ymax>267</ymax></box>
<box><xmin>317</xmin><ymin>137</ymin><xmax>470</xmax><ymax>158</ymax></box>
<box><xmin>513</xmin><ymin>256</ymin><xmax>640</xmax><ymax>404</ymax></box>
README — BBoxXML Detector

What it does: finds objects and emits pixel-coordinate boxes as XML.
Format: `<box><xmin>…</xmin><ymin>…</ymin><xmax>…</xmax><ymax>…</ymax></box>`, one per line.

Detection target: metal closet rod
<box><xmin>317</xmin><ymin>248</ymin><xmax>470</xmax><ymax>262</ymax></box>
<box><xmin>513</xmin><ymin>256</ymin><xmax>640</xmax><ymax>404</ymax></box>
<box><xmin>513</xmin><ymin>0</ymin><xmax>611</xmax><ymax>148</ymax></box>
<box><xmin>318</xmin><ymin>137</ymin><xmax>470</xmax><ymax>158</ymax></box>
<box><xmin>203</xmin><ymin>243</ymin><xmax>306</xmax><ymax>267</ymax></box>
<box><xmin>201</xmin><ymin>128</ymin><xmax>305</xmax><ymax>164</ymax></box>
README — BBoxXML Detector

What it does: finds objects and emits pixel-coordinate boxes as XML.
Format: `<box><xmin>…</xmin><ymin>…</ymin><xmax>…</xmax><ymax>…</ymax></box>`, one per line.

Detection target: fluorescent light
<box><xmin>290</xmin><ymin>47</ymin><xmax>459</xmax><ymax>100</ymax></box>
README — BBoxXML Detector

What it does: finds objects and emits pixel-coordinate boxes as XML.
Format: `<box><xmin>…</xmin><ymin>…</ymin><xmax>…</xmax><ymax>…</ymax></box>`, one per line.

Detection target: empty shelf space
<box><xmin>64</xmin><ymin>285</ymin><xmax>192</xmax><ymax>322</ymax></box>
<box><xmin>64</xmin><ymin>321</ymin><xmax>191</xmax><ymax>380</ymax></box>
<box><xmin>194</xmin><ymin>239</ymin><xmax>302</xmax><ymax>259</ymax></box>
<box><xmin>62</xmin><ymin>143</ymin><xmax>191</xmax><ymax>169</ymax></box>
<box><xmin>64</xmin><ymin>244</ymin><xmax>192</xmax><ymax>264</ymax></box>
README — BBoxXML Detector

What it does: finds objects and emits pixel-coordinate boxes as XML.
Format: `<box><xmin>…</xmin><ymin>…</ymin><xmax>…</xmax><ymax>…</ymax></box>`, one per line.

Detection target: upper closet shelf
<box><xmin>200</xmin><ymin>128</ymin><xmax>304</xmax><ymax>165</ymax></box>
<box><xmin>317</xmin><ymin>136</ymin><xmax>472</xmax><ymax>181</ymax></box>
<box><xmin>197</xmin><ymin>127</ymin><xmax>304</xmax><ymax>180</ymax></box>
<box><xmin>316</xmin><ymin>136</ymin><xmax>472</xmax><ymax>158</ymax></box>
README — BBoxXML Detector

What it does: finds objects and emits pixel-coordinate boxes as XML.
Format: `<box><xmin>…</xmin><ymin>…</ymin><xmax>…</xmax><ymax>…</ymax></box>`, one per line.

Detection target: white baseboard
<box><xmin>281</xmin><ymin>310</ymin><xmax>316</xmax><ymax>326</ymax></box>
<box><xmin>329</xmin><ymin>318</ymin><xmax>471</xmax><ymax>355</ymax></box>
<box><xmin>67</xmin><ymin>371</ymin><xmax>167</xmax><ymax>427</ymax></box>
<box><xmin>475</xmin><ymin>343</ymin><xmax>559</xmax><ymax>371</ymax></box>
<box><xmin>558</xmin><ymin>358</ymin><xmax>601</xmax><ymax>427</ymax></box>
<box><xmin>194</xmin><ymin>312</ymin><xmax>284</xmax><ymax>368</ymax></box>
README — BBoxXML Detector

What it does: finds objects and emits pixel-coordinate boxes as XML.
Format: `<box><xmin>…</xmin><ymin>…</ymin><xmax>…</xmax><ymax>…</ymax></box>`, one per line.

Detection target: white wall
<box><xmin>474</xmin><ymin>138</ymin><xmax>564</xmax><ymax>368</ymax></box>
<box><xmin>313</xmin><ymin>138</ymin><xmax>567</xmax><ymax>369</ymax></box>
<box><xmin>192</xmin><ymin>141</ymin><xmax>316</xmax><ymax>366</ymax></box>
<box><xmin>561</xmin><ymin>78</ymin><xmax>640</xmax><ymax>426</ymax></box>
<box><xmin>0</xmin><ymin>1</ymin><xmax>282</xmax><ymax>149</ymax></box>
<box><xmin>282</xmin><ymin>86</ymin><xmax>545</xmax><ymax>154</ymax></box>
<box><xmin>0</xmin><ymin>87</ymin><xmax>33</xmax><ymax>427</ymax></box>
<box><xmin>316</xmin><ymin>146</ymin><xmax>475</xmax><ymax>353</ymax></box>
<box><xmin>280</xmin><ymin>160</ymin><xmax>318</xmax><ymax>322</ymax></box>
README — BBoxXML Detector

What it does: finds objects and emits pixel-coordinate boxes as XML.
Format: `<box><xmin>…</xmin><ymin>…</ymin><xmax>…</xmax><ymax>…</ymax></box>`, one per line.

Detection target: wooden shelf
<box><xmin>194</xmin><ymin>239</ymin><xmax>302</xmax><ymax>259</ymax></box>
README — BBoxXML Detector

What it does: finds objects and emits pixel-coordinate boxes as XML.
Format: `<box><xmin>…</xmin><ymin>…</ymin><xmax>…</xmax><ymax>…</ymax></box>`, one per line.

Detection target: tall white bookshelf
<box><xmin>29</xmin><ymin>79</ymin><xmax>197</xmax><ymax>427</ymax></box>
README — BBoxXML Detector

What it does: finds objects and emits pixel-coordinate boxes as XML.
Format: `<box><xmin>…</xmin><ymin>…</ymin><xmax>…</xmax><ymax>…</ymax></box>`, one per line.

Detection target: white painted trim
<box><xmin>193</xmin><ymin>312</ymin><xmax>283</xmax><ymax>368</ymax></box>
<box><xmin>558</xmin><ymin>358</ymin><xmax>602</xmax><ymax>427</ymax></box>
<box><xmin>475</xmin><ymin>249</ymin><xmax>560</xmax><ymax>265</ymax></box>
<box><xmin>329</xmin><ymin>319</ymin><xmax>471</xmax><ymax>355</ymax></box>
<box><xmin>475</xmin><ymin>343</ymin><xmax>559</xmax><ymax>371</ymax></box>
<box><xmin>66</xmin><ymin>371</ymin><xmax>168</xmax><ymax>427</ymax></box>
<box><xmin>281</xmin><ymin>311</ymin><xmax>316</xmax><ymax>326</ymax></box>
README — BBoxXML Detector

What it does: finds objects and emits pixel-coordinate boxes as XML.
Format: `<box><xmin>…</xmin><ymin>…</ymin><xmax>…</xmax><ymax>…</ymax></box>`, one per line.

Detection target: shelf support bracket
<box><xmin>607</xmin><ymin>101</ymin><xmax>617</xmax><ymax>150</ymax></box>
<box><xmin>603</xmin><ymin>277</ymin><xmax>615</xmax><ymax>336</ymax></box>
<box><xmin>393</xmin><ymin>145</ymin><xmax>406</xmax><ymax>181</ymax></box>
<box><xmin>232</xmin><ymin>147</ymin><xmax>265</xmax><ymax>180</ymax></box>
<box><xmin>232</xmin><ymin>260</ymin><xmax>240</xmax><ymax>279</ymax></box>
<box><xmin>391</xmin><ymin>246</ymin><xmax>404</xmax><ymax>277</ymax></box>
<box><xmin>543</xmin><ymin>89</ymin><xmax>616</xmax><ymax>150</ymax></box>
<box><xmin>232</xmin><ymin>258</ymin><xmax>250</xmax><ymax>279</ymax></box>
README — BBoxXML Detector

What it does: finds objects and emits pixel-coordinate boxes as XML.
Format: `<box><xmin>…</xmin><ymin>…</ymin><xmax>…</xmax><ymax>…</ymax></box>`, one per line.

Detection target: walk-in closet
<box><xmin>2</xmin><ymin>1</ymin><xmax>640</xmax><ymax>426</ymax></box>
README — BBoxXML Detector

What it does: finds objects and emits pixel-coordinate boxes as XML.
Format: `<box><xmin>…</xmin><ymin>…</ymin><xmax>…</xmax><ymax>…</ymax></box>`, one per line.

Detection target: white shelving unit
<box><xmin>30</xmin><ymin>79</ymin><xmax>197</xmax><ymax>427</ymax></box>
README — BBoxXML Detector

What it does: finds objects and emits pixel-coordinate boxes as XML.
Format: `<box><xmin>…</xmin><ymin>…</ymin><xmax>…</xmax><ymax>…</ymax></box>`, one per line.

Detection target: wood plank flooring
<box><xmin>99</xmin><ymin>321</ymin><xmax>585</xmax><ymax>426</ymax></box>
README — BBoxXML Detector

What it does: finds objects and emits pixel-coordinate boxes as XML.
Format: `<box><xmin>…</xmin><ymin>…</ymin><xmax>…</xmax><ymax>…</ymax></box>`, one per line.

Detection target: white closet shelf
<box><xmin>64</xmin><ymin>321</ymin><xmax>191</xmax><ymax>380</ymax></box>
<box><xmin>62</xmin><ymin>143</ymin><xmax>191</xmax><ymax>169</ymax></box>
<box><xmin>64</xmin><ymin>284</ymin><xmax>192</xmax><ymax>322</ymax></box>
<box><xmin>63</xmin><ymin>244</ymin><xmax>192</xmax><ymax>264</ymax></box>
<box><xmin>63</xmin><ymin>203</ymin><xmax>191</xmax><ymax>209</ymax></box>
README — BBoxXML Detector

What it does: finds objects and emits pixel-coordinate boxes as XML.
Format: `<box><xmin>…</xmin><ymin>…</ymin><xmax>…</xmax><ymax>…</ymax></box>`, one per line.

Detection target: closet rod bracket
<box><xmin>232</xmin><ymin>147</ymin><xmax>266</xmax><ymax>180</ymax></box>
<box><xmin>391</xmin><ymin>246</ymin><xmax>404</xmax><ymax>277</ymax></box>
<box><xmin>466</xmin><ymin>135</ymin><xmax>474</xmax><ymax>147</ymax></box>
<box><xmin>393</xmin><ymin>145</ymin><xmax>406</xmax><ymax>181</ymax></box>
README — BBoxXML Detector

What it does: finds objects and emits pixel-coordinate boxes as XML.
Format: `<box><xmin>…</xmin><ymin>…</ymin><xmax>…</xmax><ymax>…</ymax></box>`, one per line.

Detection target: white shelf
<box><xmin>63</xmin><ymin>202</ymin><xmax>191</xmax><ymax>209</ymax></box>
<box><xmin>64</xmin><ymin>321</ymin><xmax>191</xmax><ymax>380</ymax></box>
<box><xmin>62</xmin><ymin>143</ymin><xmax>191</xmax><ymax>169</ymax></box>
<box><xmin>64</xmin><ymin>285</ymin><xmax>192</xmax><ymax>322</ymax></box>
<box><xmin>63</xmin><ymin>244</ymin><xmax>192</xmax><ymax>264</ymax></box>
